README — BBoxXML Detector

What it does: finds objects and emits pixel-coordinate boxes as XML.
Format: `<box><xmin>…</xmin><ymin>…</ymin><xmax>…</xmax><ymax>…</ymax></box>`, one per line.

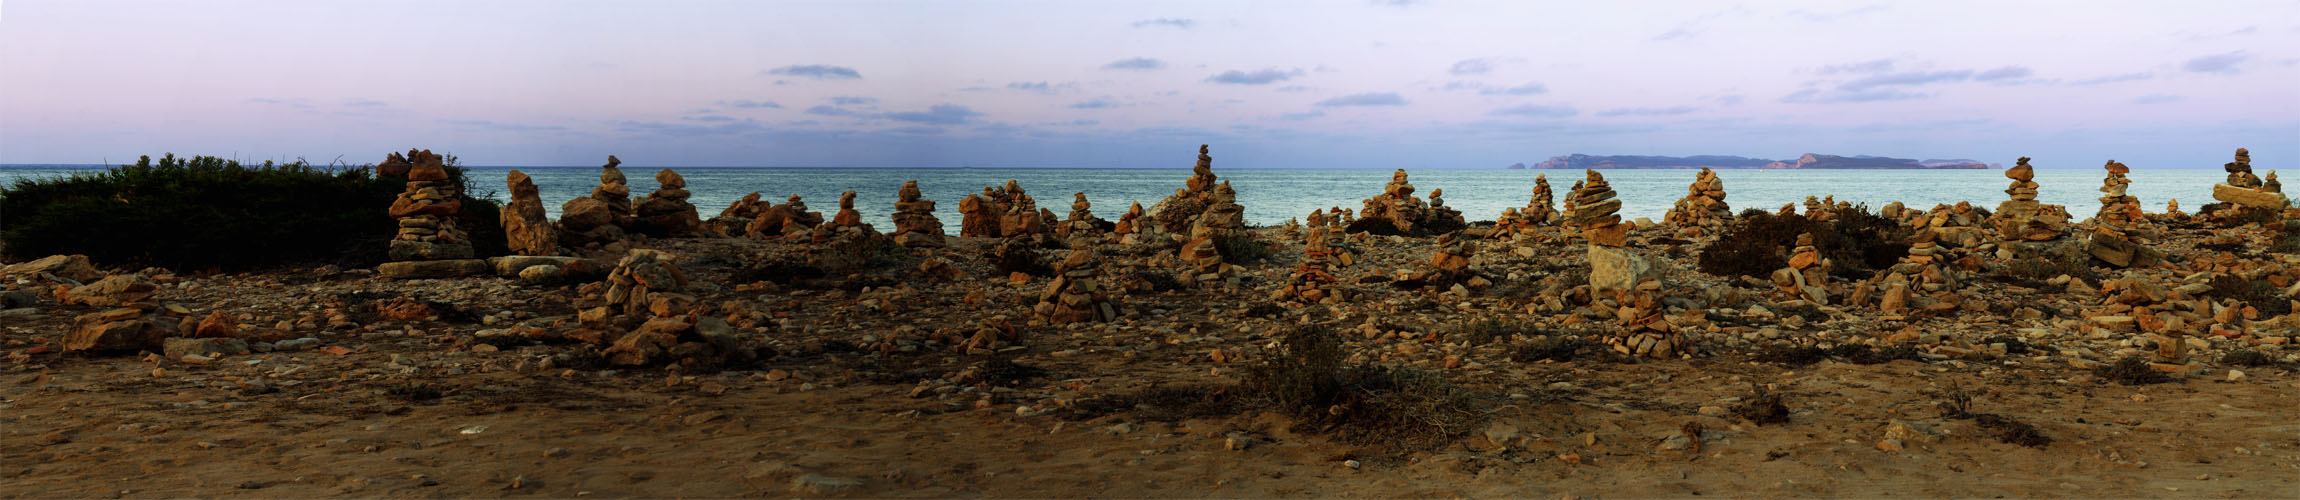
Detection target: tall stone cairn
<box><xmin>1526</xmin><ymin>174</ymin><xmax>1559</xmax><ymax>225</ymax></box>
<box><xmin>2212</xmin><ymin>147</ymin><xmax>2290</xmax><ymax>210</ymax></box>
<box><xmin>1035</xmin><ymin>248</ymin><xmax>1119</xmax><ymax>324</ymax></box>
<box><xmin>1059</xmin><ymin>192</ymin><xmax>1106</xmax><ymax>243</ymax></box>
<box><xmin>1771</xmin><ymin>233</ymin><xmax>1829</xmax><ymax>305</ymax></box>
<box><xmin>1145</xmin><ymin>144</ymin><xmax>1222</xmax><ymax>236</ymax></box>
<box><xmin>560</xmin><ymin>156</ymin><xmax>632</xmax><ymax>246</ymax></box>
<box><xmin>633</xmin><ymin>169</ymin><xmax>703</xmax><ymax>236</ymax></box>
<box><xmin>502</xmin><ymin>170</ymin><xmax>557</xmax><ymax>256</ymax></box>
<box><xmin>1348</xmin><ymin>169</ymin><xmax>1465</xmax><ymax>235</ymax></box>
<box><xmin>890</xmin><ymin>180</ymin><xmax>946</xmax><ymax>247</ymax></box>
<box><xmin>1569</xmin><ymin>170</ymin><xmax>1628</xmax><ymax>247</ymax></box>
<box><xmin>1989</xmin><ymin>158</ymin><xmax>2068</xmax><ymax>242</ymax></box>
<box><xmin>1663</xmin><ymin>168</ymin><xmax>1731</xmax><ymax>237</ymax></box>
<box><xmin>1607</xmin><ymin>279</ymin><xmax>1684</xmax><ymax>359</ymax></box>
<box><xmin>2086</xmin><ymin>160</ymin><xmax>2153</xmax><ymax>267</ymax></box>
<box><xmin>2095</xmin><ymin>160</ymin><xmax>2143</xmax><ymax>226</ymax></box>
<box><xmin>386</xmin><ymin>150</ymin><xmax>474</xmax><ymax>261</ymax></box>
<box><xmin>999</xmin><ymin>189</ymin><xmax>1046</xmax><ymax>238</ymax></box>
<box><xmin>1178</xmin><ymin>182</ymin><xmax>1247</xmax><ymax>284</ymax></box>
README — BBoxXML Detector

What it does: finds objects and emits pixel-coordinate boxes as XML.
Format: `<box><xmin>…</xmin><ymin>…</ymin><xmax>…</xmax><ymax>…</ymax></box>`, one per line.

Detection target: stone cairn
<box><xmin>1350</xmin><ymin>170</ymin><xmax>1466</xmax><ymax>236</ymax></box>
<box><xmin>889</xmin><ymin>180</ymin><xmax>946</xmax><ymax>248</ymax></box>
<box><xmin>570</xmin><ymin>250</ymin><xmax>689</xmax><ymax>343</ymax></box>
<box><xmin>1526</xmin><ymin>174</ymin><xmax>1559</xmax><ymax>225</ymax></box>
<box><xmin>809</xmin><ymin>191</ymin><xmax>888</xmax><ymax>271</ymax></box>
<box><xmin>632</xmin><ymin>169</ymin><xmax>702</xmax><ymax>236</ymax></box>
<box><xmin>1607</xmin><ymin>279</ymin><xmax>1684</xmax><ymax>359</ymax></box>
<box><xmin>1418</xmin><ymin>231</ymin><xmax>1476</xmax><ymax>285</ymax></box>
<box><xmin>1178</xmin><ymin>182</ymin><xmax>1249</xmax><ymax>285</ymax></box>
<box><xmin>1426</xmin><ymin>188</ymin><xmax>1466</xmax><ymax>230</ymax></box>
<box><xmin>560</xmin><ymin>156</ymin><xmax>633</xmax><ymax>247</ymax></box>
<box><xmin>62</xmin><ymin>275</ymin><xmax>175</xmax><ymax>353</ymax></box>
<box><xmin>1053</xmin><ymin>191</ymin><xmax>1108</xmax><ymax>244</ymax></box>
<box><xmin>2088</xmin><ymin>160</ymin><xmax>2154</xmax><ymax>268</ymax></box>
<box><xmin>706</xmin><ymin>192</ymin><xmax>767</xmax><ymax>236</ymax></box>
<box><xmin>1989</xmin><ymin>158</ymin><xmax>2070</xmax><ymax>243</ymax></box>
<box><xmin>1571</xmin><ymin>170</ymin><xmax>1655</xmax><ymax>296</ymax></box>
<box><xmin>1276</xmin><ymin>226</ymin><xmax>1345</xmax><ymax>304</ymax></box>
<box><xmin>1035</xmin><ymin>248</ymin><xmax>1118</xmax><ymax>324</ymax></box>
<box><xmin>1771</xmin><ymin>233</ymin><xmax>1830</xmax><ymax>305</ymax></box>
<box><xmin>1663</xmin><ymin>168</ymin><xmax>1732</xmax><ymax>238</ymax></box>
<box><xmin>2211</xmin><ymin>147</ymin><xmax>2289</xmax><ymax>212</ymax></box>
<box><xmin>999</xmin><ymin>190</ymin><xmax>1048</xmax><ymax>239</ymax></box>
<box><xmin>502</xmin><ymin>170</ymin><xmax>557</xmax><ymax>256</ymax></box>
<box><xmin>1145</xmin><ymin>145</ymin><xmax>1223</xmax><ymax>238</ymax></box>
<box><xmin>1865</xmin><ymin>228</ymin><xmax>1960</xmax><ymax>317</ymax></box>
<box><xmin>1491</xmin><ymin>208</ymin><xmax>1530</xmax><ymax>240</ymax></box>
<box><xmin>381</xmin><ymin>150</ymin><xmax>485</xmax><ymax>278</ymax></box>
<box><xmin>745</xmin><ymin>194</ymin><xmax>823</xmax><ymax>238</ymax></box>
<box><xmin>1113</xmin><ymin>202</ymin><xmax>1146</xmax><ymax>244</ymax></box>
<box><xmin>958</xmin><ymin>185</ymin><xmax>1008</xmax><ymax>237</ymax></box>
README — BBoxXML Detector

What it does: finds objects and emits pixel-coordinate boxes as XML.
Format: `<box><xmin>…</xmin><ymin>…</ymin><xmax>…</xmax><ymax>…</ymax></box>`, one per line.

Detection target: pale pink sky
<box><xmin>3</xmin><ymin>0</ymin><xmax>2296</xmax><ymax>168</ymax></box>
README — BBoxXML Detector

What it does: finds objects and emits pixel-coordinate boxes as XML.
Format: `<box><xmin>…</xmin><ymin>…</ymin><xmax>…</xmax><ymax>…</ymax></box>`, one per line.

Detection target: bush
<box><xmin>1</xmin><ymin>152</ymin><xmax>503</xmax><ymax>270</ymax></box>
<box><xmin>1695</xmin><ymin>206</ymin><xmax>1911</xmax><ymax>281</ymax></box>
<box><xmin>1243</xmin><ymin>324</ymin><xmax>1485</xmax><ymax>447</ymax></box>
<box><xmin>2208</xmin><ymin>275</ymin><xmax>2292</xmax><ymax>316</ymax></box>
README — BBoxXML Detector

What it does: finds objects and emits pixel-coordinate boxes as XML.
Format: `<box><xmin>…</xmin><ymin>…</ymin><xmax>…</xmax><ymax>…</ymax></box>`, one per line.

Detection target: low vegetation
<box><xmin>1695</xmin><ymin>205</ymin><xmax>1911</xmax><ymax>281</ymax></box>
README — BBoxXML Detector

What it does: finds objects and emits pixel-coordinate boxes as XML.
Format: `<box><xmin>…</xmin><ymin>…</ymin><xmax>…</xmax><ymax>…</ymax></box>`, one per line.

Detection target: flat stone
<box><xmin>377</xmin><ymin>259</ymin><xmax>490</xmax><ymax>279</ymax></box>
<box><xmin>489</xmin><ymin>255</ymin><xmax>589</xmax><ymax>277</ymax></box>
<box><xmin>2212</xmin><ymin>183</ymin><xmax>2289</xmax><ymax>210</ymax></box>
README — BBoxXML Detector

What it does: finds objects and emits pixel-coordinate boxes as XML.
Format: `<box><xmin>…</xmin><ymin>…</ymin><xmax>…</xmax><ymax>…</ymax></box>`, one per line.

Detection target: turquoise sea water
<box><xmin>0</xmin><ymin>165</ymin><xmax>2250</xmax><ymax>229</ymax></box>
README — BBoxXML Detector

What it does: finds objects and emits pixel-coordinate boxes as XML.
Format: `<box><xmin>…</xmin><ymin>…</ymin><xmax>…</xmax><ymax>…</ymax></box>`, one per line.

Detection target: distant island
<box><xmin>1521</xmin><ymin>153</ymin><xmax>1995</xmax><ymax>170</ymax></box>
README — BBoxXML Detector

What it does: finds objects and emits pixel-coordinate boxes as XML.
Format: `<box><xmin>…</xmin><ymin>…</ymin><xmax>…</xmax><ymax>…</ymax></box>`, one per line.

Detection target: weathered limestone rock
<box><xmin>1865</xmin><ymin>228</ymin><xmax>1962</xmax><ymax>316</ymax></box>
<box><xmin>1035</xmin><ymin>248</ymin><xmax>1118</xmax><ymax>324</ymax></box>
<box><xmin>706</xmin><ymin>192</ymin><xmax>768</xmax><ymax>236</ymax></box>
<box><xmin>889</xmin><ymin>180</ymin><xmax>946</xmax><ymax>248</ymax></box>
<box><xmin>1588</xmin><ymin>245</ymin><xmax>1660</xmax><ymax>296</ymax></box>
<box><xmin>1573</xmin><ymin>170</ymin><xmax>1654</xmax><ymax>296</ymax></box>
<box><xmin>1663</xmin><ymin>168</ymin><xmax>1732</xmax><ymax>238</ymax></box>
<box><xmin>1113</xmin><ymin>202</ymin><xmax>1144</xmax><ymax>239</ymax></box>
<box><xmin>501</xmin><ymin>170</ymin><xmax>558</xmax><ymax>256</ymax></box>
<box><xmin>66</xmin><ymin>307</ymin><xmax>174</xmax><ymax>353</ymax></box>
<box><xmin>64</xmin><ymin>274</ymin><xmax>156</xmax><ymax>308</ymax></box>
<box><xmin>633</xmin><ymin>168</ymin><xmax>703</xmax><ymax>236</ymax></box>
<box><xmin>385</xmin><ymin>149</ymin><xmax>476</xmax><ymax>262</ymax></box>
<box><xmin>579</xmin><ymin>250</ymin><xmax>689</xmax><ymax>324</ymax></box>
<box><xmin>0</xmin><ymin>254</ymin><xmax>103</xmax><ymax>283</ymax></box>
<box><xmin>744</xmin><ymin>194</ymin><xmax>823</xmax><ymax>238</ymax></box>
<box><xmin>2211</xmin><ymin>148</ymin><xmax>2288</xmax><ymax>210</ymax></box>
<box><xmin>377</xmin><ymin>259</ymin><xmax>492</xmax><ymax>279</ymax></box>
<box><xmin>999</xmin><ymin>191</ymin><xmax>1047</xmax><ymax>238</ymax></box>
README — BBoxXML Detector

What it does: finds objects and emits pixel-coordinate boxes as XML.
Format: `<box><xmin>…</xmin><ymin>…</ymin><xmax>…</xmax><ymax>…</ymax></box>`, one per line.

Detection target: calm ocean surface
<box><xmin>0</xmin><ymin>165</ymin><xmax>2244</xmax><ymax>229</ymax></box>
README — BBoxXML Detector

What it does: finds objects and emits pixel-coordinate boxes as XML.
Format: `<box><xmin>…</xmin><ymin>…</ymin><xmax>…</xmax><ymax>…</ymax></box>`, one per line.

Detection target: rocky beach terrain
<box><xmin>1528</xmin><ymin>153</ymin><xmax>1995</xmax><ymax>170</ymax></box>
<box><xmin>3</xmin><ymin>146</ymin><xmax>2297</xmax><ymax>498</ymax></box>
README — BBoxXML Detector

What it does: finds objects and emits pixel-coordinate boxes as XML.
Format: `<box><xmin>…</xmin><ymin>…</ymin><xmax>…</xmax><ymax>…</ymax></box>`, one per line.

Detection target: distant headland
<box><xmin>1513</xmin><ymin>153</ymin><xmax>1997</xmax><ymax>170</ymax></box>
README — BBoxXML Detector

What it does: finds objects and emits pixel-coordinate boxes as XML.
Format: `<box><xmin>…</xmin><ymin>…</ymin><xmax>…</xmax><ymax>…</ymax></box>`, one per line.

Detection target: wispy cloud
<box><xmin>2183</xmin><ymin>51</ymin><xmax>2249</xmax><ymax>74</ymax></box>
<box><xmin>683</xmin><ymin>115</ymin><xmax>738</xmax><ymax>122</ymax></box>
<box><xmin>1280</xmin><ymin>110</ymin><xmax>1326</xmax><ymax>120</ymax></box>
<box><xmin>830</xmin><ymin>96</ymin><xmax>877</xmax><ymax>106</ymax></box>
<box><xmin>1781</xmin><ymin>88</ymin><xmax>1929</xmax><ymax>103</ymax></box>
<box><xmin>1816</xmin><ymin>59</ymin><xmax>1894</xmax><ymax>75</ymax></box>
<box><xmin>1205</xmin><ymin>68</ymin><xmax>1304</xmax><ymax>85</ymax></box>
<box><xmin>342</xmin><ymin>98</ymin><xmax>389</xmax><ymax>107</ymax></box>
<box><xmin>440</xmin><ymin>119</ymin><xmax>567</xmax><ymax>132</ymax></box>
<box><xmin>719</xmin><ymin>99</ymin><xmax>783</xmax><ymax>109</ymax></box>
<box><xmin>1787</xmin><ymin>4</ymin><xmax>1888</xmax><ymax>22</ymax></box>
<box><xmin>1007</xmin><ymin>81</ymin><xmax>1077</xmax><ymax>94</ymax></box>
<box><xmin>883</xmin><ymin>104</ymin><xmax>984</xmax><ymax>125</ymax></box>
<box><xmin>1594</xmin><ymin>106</ymin><xmax>1700</xmax><ymax>117</ymax></box>
<box><xmin>1489</xmin><ymin>104</ymin><xmax>1578</xmax><ymax>118</ymax></box>
<box><xmin>1069</xmin><ymin>97</ymin><xmax>1121</xmax><ymax>109</ymax></box>
<box><xmin>2067</xmin><ymin>72</ymin><xmax>2153</xmax><ymax>85</ymax></box>
<box><xmin>1651</xmin><ymin>6</ymin><xmax>1751</xmax><ymax>41</ymax></box>
<box><xmin>2131</xmin><ymin>94</ymin><xmax>2183</xmax><ymax>104</ymax></box>
<box><xmin>1130</xmin><ymin>18</ymin><xmax>1195</xmax><ymax>29</ymax></box>
<box><xmin>1102</xmin><ymin>57</ymin><xmax>1166</xmax><ymax>70</ymax></box>
<box><xmin>1449</xmin><ymin>58</ymin><xmax>1494</xmax><ymax>75</ymax></box>
<box><xmin>804</xmin><ymin>105</ymin><xmax>864</xmax><ymax>117</ymax></box>
<box><xmin>764</xmin><ymin>64</ymin><xmax>862</xmax><ymax>80</ymax></box>
<box><xmin>1839</xmin><ymin>70</ymin><xmax>1972</xmax><ymax>91</ymax></box>
<box><xmin>1972</xmin><ymin>65</ymin><xmax>2033</xmax><ymax>81</ymax></box>
<box><xmin>1314</xmin><ymin>92</ymin><xmax>1408</xmax><ymax>107</ymax></box>
<box><xmin>1478</xmin><ymin>83</ymin><xmax>1548</xmax><ymax>96</ymax></box>
<box><xmin>616</xmin><ymin>119</ymin><xmax>765</xmax><ymax>137</ymax></box>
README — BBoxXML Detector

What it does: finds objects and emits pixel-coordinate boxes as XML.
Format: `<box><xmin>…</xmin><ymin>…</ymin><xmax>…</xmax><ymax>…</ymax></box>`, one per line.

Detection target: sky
<box><xmin>3</xmin><ymin>0</ymin><xmax>2297</xmax><ymax>169</ymax></box>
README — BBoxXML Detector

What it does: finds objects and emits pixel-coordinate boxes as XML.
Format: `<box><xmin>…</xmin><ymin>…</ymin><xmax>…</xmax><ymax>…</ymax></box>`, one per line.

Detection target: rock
<box><xmin>377</xmin><ymin>259</ymin><xmax>490</xmax><ymax>279</ymax></box>
<box><xmin>889</xmin><ymin>180</ymin><xmax>946</xmax><ymax>247</ymax></box>
<box><xmin>490</xmin><ymin>255</ymin><xmax>590</xmax><ymax>277</ymax></box>
<box><xmin>65</xmin><ymin>308</ymin><xmax>174</xmax><ymax>353</ymax></box>
<box><xmin>64</xmin><ymin>274</ymin><xmax>157</xmax><ymax>307</ymax></box>
<box><xmin>1483</xmin><ymin>422</ymin><xmax>1520</xmax><ymax>447</ymax></box>
<box><xmin>789</xmin><ymin>474</ymin><xmax>861</xmax><ymax>495</ymax></box>
<box><xmin>383</xmin><ymin>149</ymin><xmax>476</xmax><ymax>261</ymax></box>
<box><xmin>632</xmin><ymin>168</ymin><xmax>704</xmax><ymax>236</ymax></box>
<box><xmin>1587</xmin><ymin>245</ymin><xmax>1658</xmax><ymax>296</ymax></box>
<box><xmin>2211</xmin><ymin>183</ymin><xmax>2289</xmax><ymax>210</ymax></box>
<box><xmin>0</xmin><ymin>254</ymin><xmax>103</xmax><ymax>282</ymax></box>
<box><xmin>163</xmin><ymin>337</ymin><xmax>249</xmax><ymax>358</ymax></box>
<box><xmin>192</xmin><ymin>311</ymin><xmax>242</xmax><ymax>338</ymax></box>
<box><xmin>501</xmin><ymin>170</ymin><xmax>558</xmax><ymax>255</ymax></box>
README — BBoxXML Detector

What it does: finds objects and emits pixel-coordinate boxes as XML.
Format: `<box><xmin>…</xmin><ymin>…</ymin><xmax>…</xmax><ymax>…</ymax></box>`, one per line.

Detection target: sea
<box><xmin>0</xmin><ymin>164</ymin><xmax>2244</xmax><ymax>229</ymax></box>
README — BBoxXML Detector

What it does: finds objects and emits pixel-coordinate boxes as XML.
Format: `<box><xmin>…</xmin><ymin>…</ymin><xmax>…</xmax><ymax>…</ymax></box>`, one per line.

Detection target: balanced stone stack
<box><xmin>705</xmin><ymin>192</ymin><xmax>767</xmax><ymax>236</ymax></box>
<box><xmin>1490</xmin><ymin>208</ymin><xmax>1529</xmax><ymax>240</ymax></box>
<box><xmin>1035</xmin><ymin>248</ymin><xmax>1118</xmax><ymax>324</ymax></box>
<box><xmin>62</xmin><ymin>274</ymin><xmax>176</xmax><ymax>353</ymax></box>
<box><xmin>1771</xmin><ymin>233</ymin><xmax>1830</xmax><ymax>305</ymax></box>
<box><xmin>741</xmin><ymin>194</ymin><xmax>818</xmax><ymax>238</ymax></box>
<box><xmin>2088</xmin><ymin>160</ymin><xmax>2155</xmax><ymax>267</ymax></box>
<box><xmin>1349</xmin><ymin>170</ymin><xmax>1466</xmax><ymax>236</ymax></box>
<box><xmin>889</xmin><ymin>180</ymin><xmax>946</xmax><ymax>247</ymax></box>
<box><xmin>1525</xmin><ymin>174</ymin><xmax>1559</xmax><ymax>225</ymax></box>
<box><xmin>632</xmin><ymin>169</ymin><xmax>703</xmax><ymax>237</ymax></box>
<box><xmin>1572</xmin><ymin>170</ymin><xmax>1657</xmax><ymax>295</ymax></box>
<box><xmin>1865</xmin><ymin>228</ymin><xmax>1960</xmax><ymax>316</ymax></box>
<box><xmin>1145</xmin><ymin>145</ymin><xmax>1223</xmax><ymax>237</ymax></box>
<box><xmin>811</xmin><ymin>191</ymin><xmax>890</xmax><ymax>271</ymax></box>
<box><xmin>2211</xmin><ymin>148</ymin><xmax>2289</xmax><ymax>210</ymax></box>
<box><xmin>1178</xmin><ymin>182</ymin><xmax>1249</xmax><ymax>284</ymax></box>
<box><xmin>1989</xmin><ymin>158</ymin><xmax>2070</xmax><ymax>242</ymax></box>
<box><xmin>1663</xmin><ymin>168</ymin><xmax>1732</xmax><ymax>238</ymax></box>
<box><xmin>959</xmin><ymin>188</ymin><xmax>1002</xmax><ymax>237</ymax></box>
<box><xmin>576</xmin><ymin>249</ymin><xmax>689</xmax><ymax>330</ymax></box>
<box><xmin>560</xmin><ymin>156</ymin><xmax>634</xmax><ymax>247</ymax></box>
<box><xmin>502</xmin><ymin>170</ymin><xmax>557</xmax><ymax>256</ymax></box>
<box><xmin>1419</xmin><ymin>231</ymin><xmax>1476</xmax><ymax>283</ymax></box>
<box><xmin>1113</xmin><ymin>202</ymin><xmax>1145</xmax><ymax>244</ymax></box>
<box><xmin>999</xmin><ymin>191</ymin><xmax>1047</xmax><ymax>238</ymax></box>
<box><xmin>1058</xmin><ymin>193</ymin><xmax>1108</xmax><ymax>243</ymax></box>
<box><xmin>381</xmin><ymin>150</ymin><xmax>486</xmax><ymax>278</ymax></box>
<box><xmin>1277</xmin><ymin>226</ymin><xmax>1344</xmax><ymax>304</ymax></box>
<box><xmin>1426</xmin><ymin>188</ymin><xmax>1467</xmax><ymax>231</ymax></box>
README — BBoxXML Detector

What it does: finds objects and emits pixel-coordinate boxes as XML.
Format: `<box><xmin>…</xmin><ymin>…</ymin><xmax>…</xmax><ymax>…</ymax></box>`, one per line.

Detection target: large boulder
<box><xmin>64</xmin><ymin>308</ymin><xmax>174</xmax><ymax>353</ymax></box>
<box><xmin>0</xmin><ymin>255</ymin><xmax>104</xmax><ymax>283</ymax></box>
<box><xmin>1587</xmin><ymin>246</ymin><xmax>1660</xmax><ymax>296</ymax></box>
<box><xmin>2212</xmin><ymin>183</ymin><xmax>2290</xmax><ymax>210</ymax></box>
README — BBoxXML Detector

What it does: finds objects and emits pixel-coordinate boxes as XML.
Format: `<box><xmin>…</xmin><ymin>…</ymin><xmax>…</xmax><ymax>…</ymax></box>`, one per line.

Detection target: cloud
<box><xmin>764</xmin><ymin>64</ymin><xmax>862</xmax><ymax>80</ymax></box>
<box><xmin>1130</xmin><ymin>18</ymin><xmax>1195</xmax><ymax>29</ymax></box>
<box><xmin>1008</xmin><ymin>81</ymin><xmax>1077</xmax><ymax>94</ymax></box>
<box><xmin>342</xmin><ymin>98</ymin><xmax>389</xmax><ymax>107</ymax></box>
<box><xmin>2183</xmin><ymin>51</ymin><xmax>2249</xmax><ymax>74</ymax></box>
<box><xmin>830</xmin><ymin>96</ymin><xmax>877</xmax><ymax>106</ymax></box>
<box><xmin>883</xmin><ymin>126</ymin><xmax>946</xmax><ymax>135</ymax></box>
<box><xmin>1781</xmin><ymin>88</ymin><xmax>1929</xmax><ymax>103</ymax></box>
<box><xmin>439</xmin><ymin>119</ymin><xmax>567</xmax><ymax>132</ymax></box>
<box><xmin>1709</xmin><ymin>94</ymin><xmax>1746</xmax><ymax>106</ymax></box>
<box><xmin>1373</xmin><ymin>0</ymin><xmax>1425</xmax><ymax>6</ymax></box>
<box><xmin>2131</xmin><ymin>94</ymin><xmax>2183</xmax><ymax>104</ymax></box>
<box><xmin>2183</xmin><ymin>26</ymin><xmax>2256</xmax><ymax>41</ymax></box>
<box><xmin>1594</xmin><ymin>106</ymin><xmax>1700</xmax><ymax>117</ymax></box>
<box><xmin>1102</xmin><ymin>57</ymin><xmax>1166</xmax><ymax>70</ymax></box>
<box><xmin>1275</xmin><ymin>85</ymin><xmax>1313</xmax><ymax>93</ymax></box>
<box><xmin>719</xmin><ymin>99</ymin><xmax>783</xmax><ymax>109</ymax></box>
<box><xmin>1478</xmin><ymin>83</ymin><xmax>1548</xmax><ymax>96</ymax></box>
<box><xmin>1488</xmin><ymin>104</ymin><xmax>1578</xmax><ymax>118</ymax></box>
<box><xmin>1449</xmin><ymin>58</ymin><xmax>1494</xmax><ymax>75</ymax></box>
<box><xmin>1314</xmin><ymin>92</ymin><xmax>1408</xmax><ymax>107</ymax></box>
<box><xmin>882</xmin><ymin>104</ymin><xmax>984</xmax><ymax>125</ymax></box>
<box><xmin>1069</xmin><ymin>97</ymin><xmax>1121</xmax><ymax>109</ymax></box>
<box><xmin>1205</xmin><ymin>68</ymin><xmax>1303</xmax><ymax>85</ymax></box>
<box><xmin>1816</xmin><ymin>59</ymin><xmax>1894</xmax><ymax>75</ymax></box>
<box><xmin>1972</xmin><ymin>66</ymin><xmax>2034</xmax><ymax>82</ymax></box>
<box><xmin>804</xmin><ymin>105</ymin><xmax>864</xmax><ymax>117</ymax></box>
<box><xmin>246</xmin><ymin>97</ymin><xmax>314</xmax><ymax>109</ymax></box>
<box><xmin>683</xmin><ymin>115</ymin><xmax>738</xmax><ymax>122</ymax></box>
<box><xmin>1787</xmin><ymin>4</ymin><xmax>1888</xmax><ymax>22</ymax></box>
<box><xmin>2067</xmin><ymin>72</ymin><xmax>2153</xmax><ymax>85</ymax></box>
<box><xmin>615</xmin><ymin>119</ymin><xmax>765</xmax><ymax>137</ymax></box>
<box><xmin>1838</xmin><ymin>70</ymin><xmax>1972</xmax><ymax>91</ymax></box>
<box><xmin>1280</xmin><ymin>110</ymin><xmax>1326</xmax><ymax>120</ymax></box>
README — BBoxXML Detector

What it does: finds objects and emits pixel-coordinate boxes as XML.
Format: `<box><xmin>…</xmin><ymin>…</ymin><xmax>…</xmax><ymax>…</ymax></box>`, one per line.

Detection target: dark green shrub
<box><xmin>1243</xmin><ymin>324</ymin><xmax>1485</xmax><ymax>447</ymax></box>
<box><xmin>1695</xmin><ymin>206</ymin><xmax>1910</xmax><ymax>281</ymax></box>
<box><xmin>2208</xmin><ymin>275</ymin><xmax>2292</xmax><ymax>316</ymax></box>
<box><xmin>1</xmin><ymin>152</ymin><xmax>502</xmax><ymax>270</ymax></box>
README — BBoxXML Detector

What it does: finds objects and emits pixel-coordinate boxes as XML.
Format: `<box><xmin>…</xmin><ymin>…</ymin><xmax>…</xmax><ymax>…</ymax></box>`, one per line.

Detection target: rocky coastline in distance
<box><xmin>1514</xmin><ymin>153</ymin><xmax>1998</xmax><ymax>170</ymax></box>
